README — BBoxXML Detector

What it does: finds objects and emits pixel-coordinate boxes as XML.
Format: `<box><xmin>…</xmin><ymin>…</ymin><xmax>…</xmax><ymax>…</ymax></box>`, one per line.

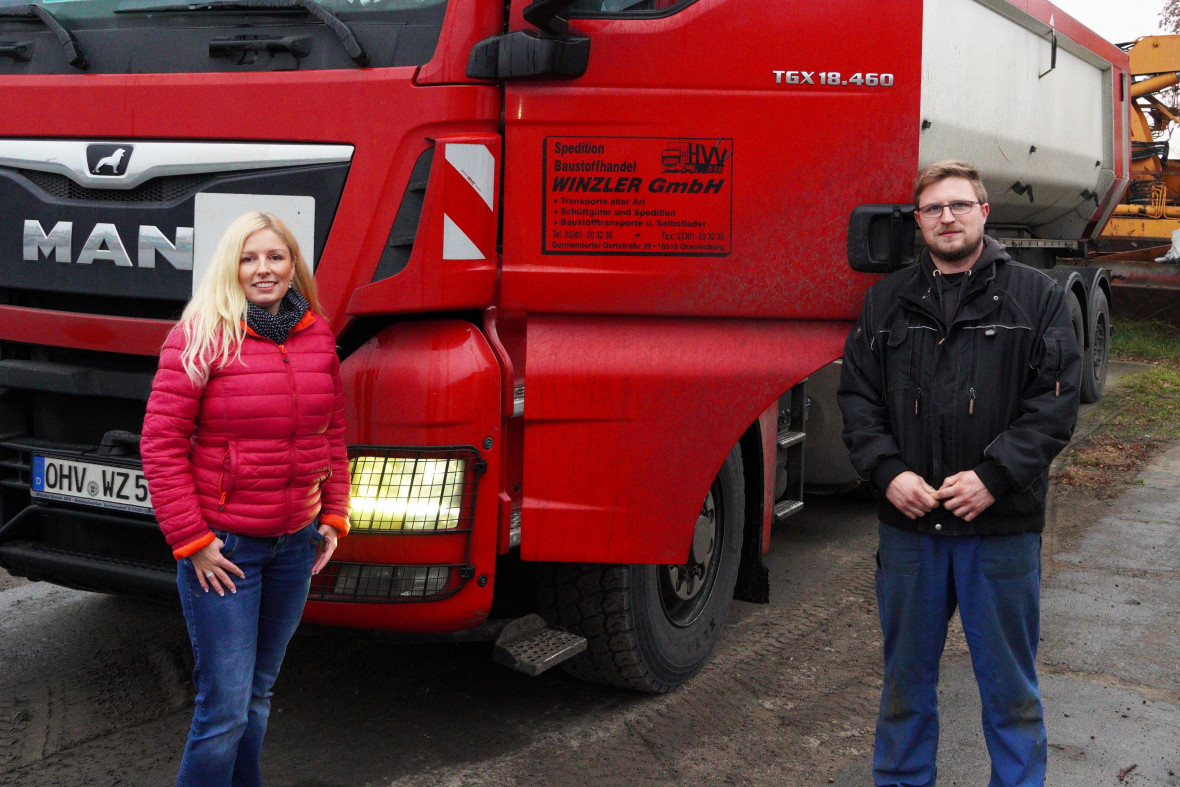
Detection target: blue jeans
<box><xmin>874</xmin><ymin>523</ymin><xmax>1046</xmax><ymax>787</ymax></box>
<box><xmin>176</xmin><ymin>521</ymin><xmax>322</xmax><ymax>787</ymax></box>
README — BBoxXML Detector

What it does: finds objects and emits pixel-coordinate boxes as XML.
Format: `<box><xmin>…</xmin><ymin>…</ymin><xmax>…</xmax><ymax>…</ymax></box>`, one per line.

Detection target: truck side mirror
<box><xmin>467</xmin><ymin>30</ymin><xmax>590</xmax><ymax>80</ymax></box>
<box><xmin>847</xmin><ymin>205</ymin><xmax>916</xmax><ymax>273</ymax></box>
<box><xmin>467</xmin><ymin>0</ymin><xmax>589</xmax><ymax>80</ymax></box>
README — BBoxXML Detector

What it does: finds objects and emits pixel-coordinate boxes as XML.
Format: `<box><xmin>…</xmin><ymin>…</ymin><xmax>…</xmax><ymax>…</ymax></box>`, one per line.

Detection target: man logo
<box><xmin>87</xmin><ymin>144</ymin><xmax>133</xmax><ymax>177</ymax></box>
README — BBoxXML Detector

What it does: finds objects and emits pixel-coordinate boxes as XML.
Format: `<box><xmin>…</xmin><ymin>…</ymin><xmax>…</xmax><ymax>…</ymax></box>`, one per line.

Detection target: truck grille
<box><xmin>0</xmin><ymin>435</ymin><xmax>33</xmax><ymax>493</ymax></box>
<box><xmin>16</xmin><ymin>169</ymin><xmax>211</xmax><ymax>204</ymax></box>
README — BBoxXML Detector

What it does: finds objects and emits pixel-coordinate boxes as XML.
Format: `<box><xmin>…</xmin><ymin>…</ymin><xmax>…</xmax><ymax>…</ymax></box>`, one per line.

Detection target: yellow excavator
<box><xmin>1095</xmin><ymin>34</ymin><xmax>1180</xmax><ymax>322</ymax></box>
<box><xmin>1102</xmin><ymin>35</ymin><xmax>1180</xmax><ymax>244</ymax></box>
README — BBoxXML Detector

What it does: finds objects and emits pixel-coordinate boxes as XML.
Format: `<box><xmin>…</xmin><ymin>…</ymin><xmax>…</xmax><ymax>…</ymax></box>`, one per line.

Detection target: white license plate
<box><xmin>30</xmin><ymin>455</ymin><xmax>153</xmax><ymax>514</ymax></box>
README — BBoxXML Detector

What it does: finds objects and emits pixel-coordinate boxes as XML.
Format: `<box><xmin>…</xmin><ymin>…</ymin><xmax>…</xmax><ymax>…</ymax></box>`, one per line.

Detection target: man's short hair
<box><xmin>913</xmin><ymin>160</ymin><xmax>988</xmax><ymax>205</ymax></box>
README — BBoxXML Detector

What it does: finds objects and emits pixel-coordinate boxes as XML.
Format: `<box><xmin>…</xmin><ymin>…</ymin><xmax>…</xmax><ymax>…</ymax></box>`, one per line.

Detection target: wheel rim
<box><xmin>658</xmin><ymin>483</ymin><xmax>723</xmax><ymax>627</ymax></box>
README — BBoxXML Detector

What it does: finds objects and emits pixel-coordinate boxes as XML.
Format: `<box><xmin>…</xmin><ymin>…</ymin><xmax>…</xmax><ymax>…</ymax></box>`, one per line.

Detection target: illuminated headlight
<box><xmin>348</xmin><ymin>448</ymin><xmax>481</xmax><ymax>533</ymax></box>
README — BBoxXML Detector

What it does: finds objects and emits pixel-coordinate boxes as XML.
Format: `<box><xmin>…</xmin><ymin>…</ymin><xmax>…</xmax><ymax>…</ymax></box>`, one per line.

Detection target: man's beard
<box><xmin>932</xmin><ymin>232</ymin><xmax>983</xmax><ymax>263</ymax></box>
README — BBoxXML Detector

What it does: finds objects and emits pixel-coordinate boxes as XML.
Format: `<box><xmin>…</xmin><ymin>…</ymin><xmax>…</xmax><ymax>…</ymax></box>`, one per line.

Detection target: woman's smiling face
<box><xmin>238</xmin><ymin>229</ymin><xmax>293</xmax><ymax>315</ymax></box>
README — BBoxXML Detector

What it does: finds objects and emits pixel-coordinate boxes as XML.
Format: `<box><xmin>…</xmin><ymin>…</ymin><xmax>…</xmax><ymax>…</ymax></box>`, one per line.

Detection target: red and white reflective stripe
<box><xmin>442</xmin><ymin>214</ymin><xmax>484</xmax><ymax>260</ymax></box>
<box><xmin>445</xmin><ymin>143</ymin><xmax>495</xmax><ymax>210</ymax></box>
<box><xmin>442</xmin><ymin>142</ymin><xmax>497</xmax><ymax>261</ymax></box>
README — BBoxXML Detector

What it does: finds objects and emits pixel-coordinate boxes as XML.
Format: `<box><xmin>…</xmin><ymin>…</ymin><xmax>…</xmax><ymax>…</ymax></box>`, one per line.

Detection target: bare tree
<box><xmin>1151</xmin><ymin>2</ymin><xmax>1180</xmax><ymax>137</ymax></box>
<box><xmin>1163</xmin><ymin>0</ymin><xmax>1180</xmax><ymax>34</ymax></box>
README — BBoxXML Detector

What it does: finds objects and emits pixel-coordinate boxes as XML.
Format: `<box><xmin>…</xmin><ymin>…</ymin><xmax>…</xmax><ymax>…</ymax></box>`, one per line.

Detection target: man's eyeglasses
<box><xmin>915</xmin><ymin>201</ymin><xmax>981</xmax><ymax>219</ymax></box>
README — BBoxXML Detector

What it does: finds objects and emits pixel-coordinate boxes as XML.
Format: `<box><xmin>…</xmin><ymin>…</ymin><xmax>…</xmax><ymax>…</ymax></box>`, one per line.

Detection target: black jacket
<box><xmin>837</xmin><ymin>236</ymin><xmax>1082</xmax><ymax>535</ymax></box>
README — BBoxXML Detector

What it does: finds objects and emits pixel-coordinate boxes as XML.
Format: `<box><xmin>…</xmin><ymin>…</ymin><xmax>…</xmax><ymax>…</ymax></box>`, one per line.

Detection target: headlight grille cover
<box><xmin>347</xmin><ymin>447</ymin><xmax>481</xmax><ymax>533</ymax></box>
<box><xmin>309</xmin><ymin>562</ymin><xmax>464</xmax><ymax>602</ymax></box>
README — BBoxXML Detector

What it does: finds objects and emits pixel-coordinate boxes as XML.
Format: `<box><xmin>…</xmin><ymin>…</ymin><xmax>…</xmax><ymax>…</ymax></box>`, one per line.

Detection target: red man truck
<box><xmin>0</xmin><ymin>0</ymin><xmax>1125</xmax><ymax>692</ymax></box>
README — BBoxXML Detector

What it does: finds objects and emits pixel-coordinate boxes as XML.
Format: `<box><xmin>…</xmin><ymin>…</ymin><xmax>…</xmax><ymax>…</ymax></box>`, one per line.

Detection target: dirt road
<box><xmin>1</xmin><ymin>494</ymin><xmax>887</xmax><ymax>786</ymax></box>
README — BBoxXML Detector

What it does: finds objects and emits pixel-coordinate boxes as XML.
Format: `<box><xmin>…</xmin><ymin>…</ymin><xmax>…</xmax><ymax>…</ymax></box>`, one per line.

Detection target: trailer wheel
<box><xmin>537</xmin><ymin>444</ymin><xmax>744</xmax><ymax>693</ymax></box>
<box><xmin>1080</xmin><ymin>288</ymin><xmax>1110</xmax><ymax>403</ymax></box>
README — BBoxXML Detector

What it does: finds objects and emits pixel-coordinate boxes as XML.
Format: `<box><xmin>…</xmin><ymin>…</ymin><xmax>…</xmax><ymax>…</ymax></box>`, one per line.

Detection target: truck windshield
<box><xmin>568</xmin><ymin>0</ymin><xmax>690</xmax><ymax>14</ymax></box>
<box><xmin>0</xmin><ymin>0</ymin><xmax>447</xmax><ymax>72</ymax></box>
<box><xmin>0</xmin><ymin>0</ymin><xmax>443</xmax><ymax>20</ymax></box>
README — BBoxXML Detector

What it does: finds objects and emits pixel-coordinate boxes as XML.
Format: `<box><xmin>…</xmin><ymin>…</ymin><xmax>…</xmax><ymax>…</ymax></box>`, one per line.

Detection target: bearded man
<box><xmin>838</xmin><ymin>160</ymin><xmax>1082</xmax><ymax>787</ymax></box>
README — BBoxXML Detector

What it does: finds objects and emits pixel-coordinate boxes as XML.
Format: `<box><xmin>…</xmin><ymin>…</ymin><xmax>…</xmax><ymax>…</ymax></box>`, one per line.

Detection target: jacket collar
<box><xmin>242</xmin><ymin>310</ymin><xmax>317</xmax><ymax>340</ymax></box>
<box><xmin>919</xmin><ymin>234</ymin><xmax>1004</xmax><ymax>290</ymax></box>
<box><xmin>899</xmin><ymin>235</ymin><xmax>1008</xmax><ymax>326</ymax></box>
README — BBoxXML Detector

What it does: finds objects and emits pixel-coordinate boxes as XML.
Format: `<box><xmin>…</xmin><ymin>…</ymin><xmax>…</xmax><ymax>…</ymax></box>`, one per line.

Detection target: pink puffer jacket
<box><xmin>141</xmin><ymin>312</ymin><xmax>351</xmax><ymax>559</ymax></box>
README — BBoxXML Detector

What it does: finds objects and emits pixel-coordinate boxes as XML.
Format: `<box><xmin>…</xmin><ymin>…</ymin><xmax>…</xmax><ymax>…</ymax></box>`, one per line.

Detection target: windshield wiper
<box><xmin>116</xmin><ymin>0</ymin><xmax>368</xmax><ymax>66</ymax></box>
<box><xmin>0</xmin><ymin>4</ymin><xmax>88</xmax><ymax>69</ymax></box>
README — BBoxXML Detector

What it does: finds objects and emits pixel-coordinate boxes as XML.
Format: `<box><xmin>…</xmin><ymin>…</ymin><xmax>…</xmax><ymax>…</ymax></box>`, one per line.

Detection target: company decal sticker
<box><xmin>542</xmin><ymin>136</ymin><xmax>732</xmax><ymax>256</ymax></box>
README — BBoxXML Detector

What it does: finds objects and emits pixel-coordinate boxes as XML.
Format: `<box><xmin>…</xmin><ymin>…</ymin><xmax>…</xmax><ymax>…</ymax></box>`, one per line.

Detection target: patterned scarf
<box><xmin>246</xmin><ymin>289</ymin><xmax>310</xmax><ymax>345</ymax></box>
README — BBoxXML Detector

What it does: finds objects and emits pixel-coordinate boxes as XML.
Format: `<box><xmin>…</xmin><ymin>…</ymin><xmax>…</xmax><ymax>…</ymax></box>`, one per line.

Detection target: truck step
<box><xmin>776</xmin><ymin>429</ymin><xmax>805</xmax><ymax>449</ymax></box>
<box><xmin>491</xmin><ymin>613</ymin><xmax>587</xmax><ymax>677</ymax></box>
<box><xmin>773</xmin><ymin>499</ymin><xmax>805</xmax><ymax>521</ymax></box>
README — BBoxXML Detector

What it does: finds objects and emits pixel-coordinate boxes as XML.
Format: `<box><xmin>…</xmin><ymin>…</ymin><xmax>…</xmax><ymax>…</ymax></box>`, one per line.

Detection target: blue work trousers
<box><xmin>873</xmin><ymin>522</ymin><xmax>1046</xmax><ymax>787</ymax></box>
<box><xmin>175</xmin><ymin>521</ymin><xmax>322</xmax><ymax>787</ymax></box>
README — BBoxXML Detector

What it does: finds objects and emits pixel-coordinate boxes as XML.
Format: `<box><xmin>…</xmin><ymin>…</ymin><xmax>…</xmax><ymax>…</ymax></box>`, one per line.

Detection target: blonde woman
<box><xmin>141</xmin><ymin>211</ymin><xmax>350</xmax><ymax>786</ymax></box>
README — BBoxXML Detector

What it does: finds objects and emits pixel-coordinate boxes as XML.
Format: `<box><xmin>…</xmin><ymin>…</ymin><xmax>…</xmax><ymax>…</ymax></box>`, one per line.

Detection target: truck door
<box><xmin>495</xmin><ymin>0</ymin><xmax>923</xmax><ymax>693</ymax></box>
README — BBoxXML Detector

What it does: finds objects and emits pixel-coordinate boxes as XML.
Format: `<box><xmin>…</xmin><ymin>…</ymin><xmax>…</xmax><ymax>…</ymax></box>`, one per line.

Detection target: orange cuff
<box><xmin>173</xmin><ymin>530</ymin><xmax>215</xmax><ymax>560</ymax></box>
<box><xmin>320</xmin><ymin>513</ymin><xmax>350</xmax><ymax>537</ymax></box>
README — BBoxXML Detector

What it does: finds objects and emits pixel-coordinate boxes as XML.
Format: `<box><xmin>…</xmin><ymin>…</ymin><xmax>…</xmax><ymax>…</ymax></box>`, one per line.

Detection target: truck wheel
<box><xmin>1066</xmin><ymin>290</ymin><xmax>1085</xmax><ymax>350</ymax></box>
<box><xmin>1080</xmin><ymin>288</ymin><xmax>1110</xmax><ymax>403</ymax></box>
<box><xmin>537</xmin><ymin>444</ymin><xmax>744</xmax><ymax>693</ymax></box>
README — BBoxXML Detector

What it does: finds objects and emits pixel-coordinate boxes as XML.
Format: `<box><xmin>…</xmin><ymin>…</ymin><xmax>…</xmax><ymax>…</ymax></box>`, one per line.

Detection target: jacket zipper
<box><xmin>280</xmin><ymin>342</ymin><xmax>297</xmax><ymax>435</ymax></box>
<box><xmin>929</xmin><ymin>333</ymin><xmax>942</xmax><ymax>486</ymax></box>
<box><xmin>278</xmin><ymin>342</ymin><xmax>300</xmax><ymax>507</ymax></box>
<box><xmin>927</xmin><ymin>315</ymin><xmax>953</xmax><ymax>489</ymax></box>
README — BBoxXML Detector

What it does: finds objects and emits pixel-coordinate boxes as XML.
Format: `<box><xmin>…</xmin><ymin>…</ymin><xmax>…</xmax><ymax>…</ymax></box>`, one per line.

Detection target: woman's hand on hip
<box><xmin>312</xmin><ymin>524</ymin><xmax>340</xmax><ymax>575</ymax></box>
<box><xmin>190</xmin><ymin>538</ymin><xmax>245</xmax><ymax>597</ymax></box>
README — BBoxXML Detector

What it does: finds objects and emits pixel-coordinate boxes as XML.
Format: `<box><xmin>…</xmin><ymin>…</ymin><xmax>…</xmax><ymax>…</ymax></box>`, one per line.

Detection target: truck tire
<box><xmin>1066</xmin><ymin>290</ymin><xmax>1085</xmax><ymax>351</ymax></box>
<box><xmin>1080</xmin><ymin>288</ymin><xmax>1110</xmax><ymax>403</ymax></box>
<box><xmin>537</xmin><ymin>444</ymin><xmax>744</xmax><ymax>693</ymax></box>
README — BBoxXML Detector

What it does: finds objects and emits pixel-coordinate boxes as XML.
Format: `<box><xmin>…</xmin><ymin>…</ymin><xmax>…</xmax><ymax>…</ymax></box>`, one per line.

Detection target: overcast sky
<box><xmin>1050</xmin><ymin>0</ymin><xmax>1168</xmax><ymax>45</ymax></box>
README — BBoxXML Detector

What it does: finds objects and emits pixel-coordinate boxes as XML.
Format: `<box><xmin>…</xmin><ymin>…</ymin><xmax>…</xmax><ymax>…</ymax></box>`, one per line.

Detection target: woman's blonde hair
<box><xmin>178</xmin><ymin>211</ymin><xmax>322</xmax><ymax>386</ymax></box>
